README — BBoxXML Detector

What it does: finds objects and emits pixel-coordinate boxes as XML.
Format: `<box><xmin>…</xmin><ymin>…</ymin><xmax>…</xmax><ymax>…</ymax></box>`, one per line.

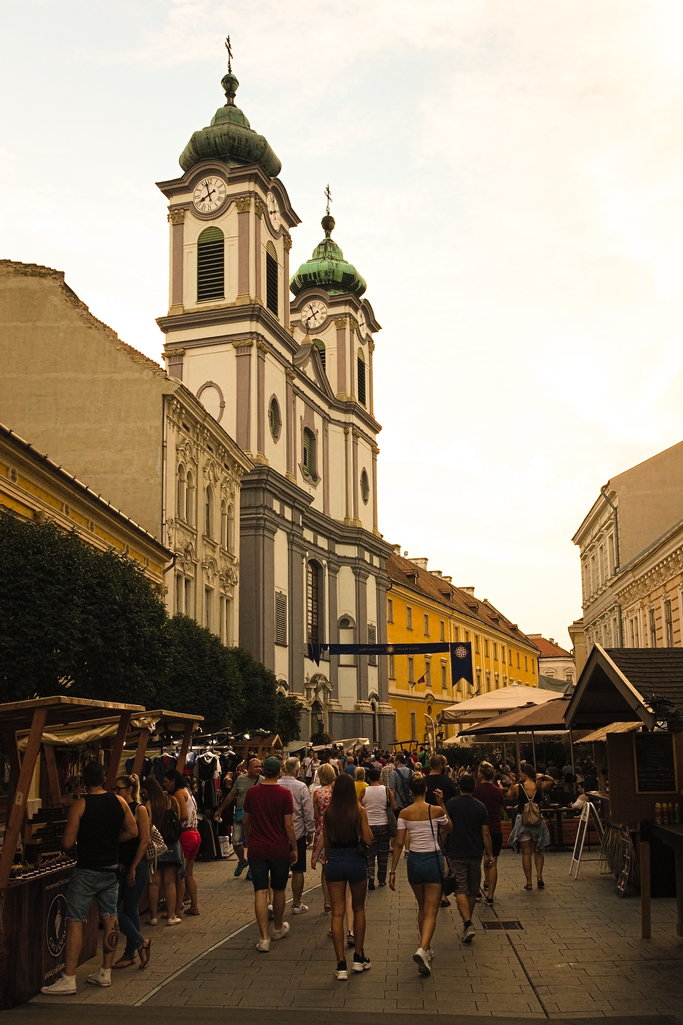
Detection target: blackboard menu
<box><xmin>634</xmin><ymin>733</ymin><xmax>677</xmax><ymax>793</ymax></box>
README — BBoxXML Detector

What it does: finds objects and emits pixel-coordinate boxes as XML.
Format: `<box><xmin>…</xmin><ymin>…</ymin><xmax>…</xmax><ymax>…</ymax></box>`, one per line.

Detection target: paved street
<box><xmin>16</xmin><ymin>847</ymin><xmax>683</xmax><ymax>1023</ymax></box>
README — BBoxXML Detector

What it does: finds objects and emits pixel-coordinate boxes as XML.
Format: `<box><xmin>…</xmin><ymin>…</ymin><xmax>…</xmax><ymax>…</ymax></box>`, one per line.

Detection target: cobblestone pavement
<box><xmin>20</xmin><ymin>847</ymin><xmax>683</xmax><ymax>1022</ymax></box>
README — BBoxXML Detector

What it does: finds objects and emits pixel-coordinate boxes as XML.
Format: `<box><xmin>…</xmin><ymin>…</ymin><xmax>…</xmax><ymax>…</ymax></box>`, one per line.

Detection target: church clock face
<box><xmin>357</xmin><ymin>308</ymin><xmax>367</xmax><ymax>338</ymax></box>
<box><xmin>301</xmin><ymin>299</ymin><xmax>327</xmax><ymax>331</ymax></box>
<box><xmin>192</xmin><ymin>176</ymin><xmax>227</xmax><ymax>214</ymax></box>
<box><xmin>266</xmin><ymin>192</ymin><xmax>281</xmax><ymax>230</ymax></box>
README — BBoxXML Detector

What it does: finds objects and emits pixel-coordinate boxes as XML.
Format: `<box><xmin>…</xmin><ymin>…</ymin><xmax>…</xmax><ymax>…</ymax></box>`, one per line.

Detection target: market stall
<box><xmin>0</xmin><ymin>695</ymin><xmax>146</xmax><ymax>1009</ymax></box>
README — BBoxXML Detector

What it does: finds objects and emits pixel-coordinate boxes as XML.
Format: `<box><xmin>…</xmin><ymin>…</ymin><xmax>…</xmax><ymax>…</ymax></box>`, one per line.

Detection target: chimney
<box><xmin>411</xmin><ymin>557</ymin><xmax>429</xmax><ymax>570</ymax></box>
<box><xmin>460</xmin><ymin>586</ymin><xmax>475</xmax><ymax>595</ymax></box>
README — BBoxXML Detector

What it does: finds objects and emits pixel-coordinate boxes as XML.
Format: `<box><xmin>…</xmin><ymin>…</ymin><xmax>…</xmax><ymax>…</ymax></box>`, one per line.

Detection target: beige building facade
<box><xmin>572</xmin><ymin>441</ymin><xmax>683</xmax><ymax>672</ymax></box>
<box><xmin>0</xmin><ymin>260</ymin><xmax>252</xmax><ymax>642</ymax></box>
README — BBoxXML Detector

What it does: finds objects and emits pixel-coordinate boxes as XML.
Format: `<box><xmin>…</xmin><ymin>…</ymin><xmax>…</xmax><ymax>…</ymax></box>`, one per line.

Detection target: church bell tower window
<box><xmin>357</xmin><ymin>351</ymin><xmax>366</xmax><ymax>407</ymax></box>
<box><xmin>197</xmin><ymin>226</ymin><xmax>224</xmax><ymax>301</ymax></box>
<box><xmin>266</xmin><ymin>243</ymin><xmax>279</xmax><ymax>315</ymax></box>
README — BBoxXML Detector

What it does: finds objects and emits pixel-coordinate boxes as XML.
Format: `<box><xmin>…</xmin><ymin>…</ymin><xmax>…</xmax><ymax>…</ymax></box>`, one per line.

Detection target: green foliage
<box><xmin>161</xmin><ymin>615</ymin><xmax>244</xmax><ymax>732</ymax></box>
<box><xmin>228</xmin><ymin>646</ymin><xmax>279</xmax><ymax>734</ymax></box>
<box><xmin>0</xmin><ymin>510</ymin><xmax>166</xmax><ymax>704</ymax></box>
<box><xmin>275</xmin><ymin>692</ymin><xmax>302</xmax><ymax>745</ymax></box>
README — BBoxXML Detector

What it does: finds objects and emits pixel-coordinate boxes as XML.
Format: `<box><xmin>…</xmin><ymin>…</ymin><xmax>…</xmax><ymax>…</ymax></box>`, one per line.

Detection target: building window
<box><xmin>410</xmin><ymin>712</ymin><xmax>416</xmax><ymax>741</ymax></box>
<box><xmin>175</xmin><ymin>573</ymin><xmax>184</xmax><ymax>614</ymax></box>
<box><xmin>266</xmin><ymin>245</ymin><xmax>278</xmax><ymax>315</ymax></box>
<box><xmin>360</xmin><ymin>469</ymin><xmax>370</xmax><ymax>504</ymax></box>
<box><xmin>484</xmin><ymin>639</ymin><xmax>489</xmax><ymax>657</ymax></box>
<box><xmin>648</xmin><ymin>607</ymin><xmax>657</xmax><ymax>647</ymax></box>
<box><xmin>441</xmin><ymin>662</ymin><xmax>447</xmax><ymax>689</ymax></box>
<box><xmin>408</xmin><ymin>657</ymin><xmax>415</xmax><ymax>683</ymax></box>
<box><xmin>306</xmin><ymin>560</ymin><xmax>323</xmax><ymax>645</ymax></box>
<box><xmin>493</xmin><ymin>642</ymin><xmax>498</xmax><ymax>661</ymax></box>
<box><xmin>475</xmin><ymin>635</ymin><xmax>480</xmax><ymax>654</ymax></box>
<box><xmin>204</xmin><ymin>484</ymin><xmax>214</xmax><ymax>538</ymax></box>
<box><xmin>275</xmin><ymin>591</ymin><xmax>288</xmax><ymax>646</ymax></box>
<box><xmin>268</xmin><ymin>397</ymin><xmax>282</xmax><ymax>441</ymax></box>
<box><xmin>204</xmin><ymin>586</ymin><xmax>213</xmax><ymax>631</ymax></box>
<box><xmin>424</xmin><ymin>614</ymin><xmax>430</xmax><ymax>636</ymax></box>
<box><xmin>185</xmin><ymin>470</ymin><xmax>194</xmax><ymax>525</ymax></box>
<box><xmin>439</xmin><ymin>620</ymin><xmax>445</xmax><ymax>642</ymax></box>
<box><xmin>184</xmin><ymin>576</ymin><xmax>193</xmax><ymax>616</ymax></box>
<box><xmin>197</xmin><ymin>226</ymin><xmax>224</xmax><ymax>301</ymax></box>
<box><xmin>406</xmin><ymin>606</ymin><xmax>413</xmax><ymax>630</ymax></box>
<box><xmin>387</xmin><ymin>598</ymin><xmax>393</xmax><ymax>623</ymax></box>
<box><xmin>177</xmin><ymin>465</ymin><xmax>186</xmax><ymax>520</ymax></box>
<box><xmin>524</xmin><ymin>654</ymin><xmax>528</xmax><ymax>671</ymax></box>
<box><xmin>368</xmin><ymin>623</ymin><xmax>377</xmax><ymax>665</ymax></box>
<box><xmin>302</xmin><ymin>427</ymin><xmax>317</xmax><ymax>479</ymax></box>
<box><xmin>425</xmin><ymin>658</ymin><xmax>431</xmax><ymax>686</ymax></box>
<box><xmin>664</xmin><ymin>599</ymin><xmax>674</xmax><ymax>646</ymax></box>
<box><xmin>388</xmin><ymin>653</ymin><xmax>395</xmax><ymax>679</ymax></box>
<box><xmin>357</xmin><ymin>351</ymin><xmax>366</xmax><ymax>406</ymax></box>
<box><xmin>313</xmin><ymin>338</ymin><xmax>326</xmax><ymax>369</ymax></box>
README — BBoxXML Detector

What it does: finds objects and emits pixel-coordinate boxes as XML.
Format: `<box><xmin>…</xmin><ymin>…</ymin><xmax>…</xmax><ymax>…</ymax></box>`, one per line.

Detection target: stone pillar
<box><xmin>351</xmin><ymin>429</ymin><xmax>360</xmax><ymax>525</ymax></box>
<box><xmin>327</xmin><ymin>560</ymin><xmax>339</xmax><ymax>700</ymax></box>
<box><xmin>368</xmin><ymin>339</ymin><xmax>375</xmax><ymax>416</ymax></box>
<box><xmin>236</xmin><ymin>196</ymin><xmax>251</xmax><ymax>302</ymax></box>
<box><xmin>168</xmin><ymin>207</ymin><xmax>185</xmax><ymax>313</ymax></box>
<box><xmin>375</xmin><ymin>570</ymin><xmax>389</xmax><ymax>704</ymax></box>
<box><xmin>285</xmin><ymin>370</ymin><xmax>296</xmax><ymax>481</ymax></box>
<box><xmin>354</xmin><ymin>568</ymin><xmax>369</xmax><ymax>701</ymax></box>
<box><xmin>288</xmin><ymin>527</ymin><xmax>305</xmax><ymax>693</ymax></box>
<box><xmin>166</xmin><ymin>347</ymin><xmax>185</xmax><ymax>382</ymax></box>
<box><xmin>233</xmin><ymin>340</ymin><xmax>253</xmax><ymax>454</ymax></box>
<box><xmin>254</xmin><ymin>198</ymin><xmax>264</xmax><ymax>302</ymax></box>
<box><xmin>335</xmin><ymin>317</ymin><xmax>347</xmax><ymax>397</ymax></box>
<box><xmin>239</xmin><ymin>517</ymin><xmax>277</xmax><ymax>669</ymax></box>
<box><xmin>322</xmin><ymin>419</ymin><xmax>330</xmax><ymax>516</ymax></box>
<box><xmin>343</xmin><ymin>427</ymin><xmax>351</xmax><ymax>524</ymax></box>
<box><xmin>371</xmin><ymin>444</ymin><xmax>379</xmax><ymax>534</ymax></box>
<box><xmin>283</xmin><ymin>232</ymin><xmax>292</xmax><ymax>330</ymax></box>
<box><xmin>256</xmin><ymin>341</ymin><xmax>266</xmax><ymax>461</ymax></box>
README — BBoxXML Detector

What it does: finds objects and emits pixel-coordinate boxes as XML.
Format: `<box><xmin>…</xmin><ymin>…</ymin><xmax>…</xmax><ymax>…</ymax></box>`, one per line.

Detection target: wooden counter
<box><xmin>650</xmin><ymin>823</ymin><xmax>683</xmax><ymax>937</ymax></box>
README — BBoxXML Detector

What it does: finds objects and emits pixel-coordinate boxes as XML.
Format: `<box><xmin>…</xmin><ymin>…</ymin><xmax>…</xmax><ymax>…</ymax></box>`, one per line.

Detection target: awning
<box><xmin>459</xmin><ymin>698</ymin><xmax>571</xmax><ymax>736</ymax></box>
<box><xmin>576</xmin><ymin>721</ymin><xmax>643</xmax><ymax>744</ymax></box>
<box><xmin>440</xmin><ymin>685</ymin><xmax>567</xmax><ymax>724</ymax></box>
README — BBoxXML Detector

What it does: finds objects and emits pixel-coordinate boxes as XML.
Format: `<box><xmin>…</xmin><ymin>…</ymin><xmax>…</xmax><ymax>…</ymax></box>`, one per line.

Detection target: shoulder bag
<box><xmin>428</xmin><ymin>809</ymin><xmax>453</xmax><ymax>895</ymax></box>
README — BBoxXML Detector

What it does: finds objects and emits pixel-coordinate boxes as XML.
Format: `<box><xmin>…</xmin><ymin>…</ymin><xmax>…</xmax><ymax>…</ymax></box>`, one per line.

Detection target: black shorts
<box><xmin>248</xmin><ymin>857</ymin><xmax>290</xmax><ymax>892</ymax></box>
<box><xmin>491</xmin><ymin>832</ymin><xmax>503</xmax><ymax>857</ymax></box>
<box><xmin>291</xmin><ymin>835</ymin><xmax>307</xmax><ymax>874</ymax></box>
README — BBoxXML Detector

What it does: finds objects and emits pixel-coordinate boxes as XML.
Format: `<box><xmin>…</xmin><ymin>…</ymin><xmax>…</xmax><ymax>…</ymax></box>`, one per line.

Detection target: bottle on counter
<box><xmin>662</xmin><ymin>802</ymin><xmax>670</xmax><ymax>825</ymax></box>
<box><xmin>654</xmin><ymin>802</ymin><xmax>662</xmax><ymax>825</ymax></box>
<box><xmin>673</xmin><ymin>801</ymin><xmax>681</xmax><ymax>825</ymax></box>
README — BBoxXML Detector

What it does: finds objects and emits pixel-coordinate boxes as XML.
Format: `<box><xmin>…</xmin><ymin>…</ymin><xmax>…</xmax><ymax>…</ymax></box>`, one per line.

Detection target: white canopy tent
<box><xmin>439</xmin><ymin>683</ymin><xmax>564</xmax><ymax>724</ymax></box>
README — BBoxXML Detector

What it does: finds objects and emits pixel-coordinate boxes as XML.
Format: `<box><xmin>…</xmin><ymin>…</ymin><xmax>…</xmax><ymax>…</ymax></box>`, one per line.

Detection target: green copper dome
<box><xmin>290</xmin><ymin>214</ymin><xmax>367</xmax><ymax>297</ymax></box>
<box><xmin>179</xmin><ymin>71</ymin><xmax>281</xmax><ymax>178</ymax></box>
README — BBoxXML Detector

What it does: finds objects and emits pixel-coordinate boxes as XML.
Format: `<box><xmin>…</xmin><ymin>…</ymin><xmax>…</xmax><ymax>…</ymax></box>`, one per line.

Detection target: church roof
<box><xmin>290</xmin><ymin>214</ymin><xmax>366</xmax><ymax>298</ymax></box>
<box><xmin>179</xmin><ymin>69</ymin><xmax>281</xmax><ymax>179</ymax></box>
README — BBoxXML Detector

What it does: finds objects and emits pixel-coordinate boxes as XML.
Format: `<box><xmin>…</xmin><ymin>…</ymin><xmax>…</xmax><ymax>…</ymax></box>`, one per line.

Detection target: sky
<box><xmin>2</xmin><ymin>0</ymin><xmax>683</xmax><ymax>648</ymax></box>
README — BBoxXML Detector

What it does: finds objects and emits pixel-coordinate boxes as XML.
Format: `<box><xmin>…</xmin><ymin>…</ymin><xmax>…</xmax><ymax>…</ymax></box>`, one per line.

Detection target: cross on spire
<box><xmin>325</xmin><ymin>184</ymin><xmax>332</xmax><ymax>216</ymax></box>
<box><xmin>225</xmin><ymin>36</ymin><xmax>233</xmax><ymax>73</ymax></box>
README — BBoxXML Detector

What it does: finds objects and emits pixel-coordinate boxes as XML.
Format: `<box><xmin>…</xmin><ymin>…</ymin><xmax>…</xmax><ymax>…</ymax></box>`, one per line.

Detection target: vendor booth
<box><xmin>566</xmin><ymin>645</ymin><xmax>683</xmax><ymax>937</ymax></box>
<box><xmin>0</xmin><ymin>695</ymin><xmax>146</xmax><ymax>1009</ymax></box>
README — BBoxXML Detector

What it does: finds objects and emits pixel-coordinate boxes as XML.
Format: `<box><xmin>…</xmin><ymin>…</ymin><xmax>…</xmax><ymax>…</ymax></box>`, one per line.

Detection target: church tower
<box><xmin>156</xmin><ymin>49</ymin><xmax>394</xmax><ymax>744</ymax></box>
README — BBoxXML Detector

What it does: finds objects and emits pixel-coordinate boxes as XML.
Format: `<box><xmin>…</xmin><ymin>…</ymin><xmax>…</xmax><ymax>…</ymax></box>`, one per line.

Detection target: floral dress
<box><xmin>313</xmin><ymin>784</ymin><xmax>333</xmax><ymax>863</ymax></box>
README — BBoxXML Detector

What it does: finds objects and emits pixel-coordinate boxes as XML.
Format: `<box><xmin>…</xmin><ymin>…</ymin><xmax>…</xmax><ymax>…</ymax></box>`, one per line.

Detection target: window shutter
<box><xmin>197</xmin><ymin>227</ymin><xmax>224</xmax><ymax>301</ymax></box>
<box><xmin>266</xmin><ymin>252</ymin><xmax>278</xmax><ymax>314</ymax></box>
<box><xmin>275</xmin><ymin>592</ymin><xmax>288</xmax><ymax>645</ymax></box>
<box><xmin>368</xmin><ymin>624</ymin><xmax>377</xmax><ymax>665</ymax></box>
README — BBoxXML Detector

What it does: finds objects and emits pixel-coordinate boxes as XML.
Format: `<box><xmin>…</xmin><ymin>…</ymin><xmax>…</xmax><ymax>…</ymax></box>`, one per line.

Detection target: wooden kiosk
<box><xmin>0</xmin><ymin>695</ymin><xmax>145</xmax><ymax>1009</ymax></box>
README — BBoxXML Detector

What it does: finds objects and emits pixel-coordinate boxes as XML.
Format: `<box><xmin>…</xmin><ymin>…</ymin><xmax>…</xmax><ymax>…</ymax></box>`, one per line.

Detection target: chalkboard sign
<box><xmin>634</xmin><ymin>733</ymin><xmax>677</xmax><ymax>793</ymax></box>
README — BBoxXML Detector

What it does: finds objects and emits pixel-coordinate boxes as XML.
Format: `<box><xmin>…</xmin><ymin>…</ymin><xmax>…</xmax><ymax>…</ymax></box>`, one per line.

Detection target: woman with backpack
<box><xmin>144</xmin><ymin>777</ymin><xmax>183</xmax><ymax>925</ymax></box>
<box><xmin>507</xmin><ymin>763</ymin><xmax>554</xmax><ymax>890</ymax></box>
<box><xmin>164</xmin><ymin>770</ymin><xmax>201</xmax><ymax>917</ymax></box>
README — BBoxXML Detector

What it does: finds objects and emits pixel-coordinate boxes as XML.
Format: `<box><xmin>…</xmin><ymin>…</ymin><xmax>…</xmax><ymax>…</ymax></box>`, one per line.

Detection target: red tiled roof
<box><xmin>527</xmin><ymin>635</ymin><xmax>571</xmax><ymax>657</ymax></box>
<box><xmin>387</xmin><ymin>553</ymin><xmax>538</xmax><ymax>650</ymax></box>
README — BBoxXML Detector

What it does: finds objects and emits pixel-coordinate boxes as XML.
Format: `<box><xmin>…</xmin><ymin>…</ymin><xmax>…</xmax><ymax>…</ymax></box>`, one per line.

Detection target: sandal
<box><xmin>137</xmin><ymin>939</ymin><xmax>151</xmax><ymax>970</ymax></box>
<box><xmin>537</xmin><ymin>879</ymin><xmax>545</xmax><ymax>889</ymax></box>
<box><xmin>113</xmin><ymin>956</ymin><xmax>136</xmax><ymax>969</ymax></box>
<box><xmin>184</xmin><ymin>907</ymin><xmax>201</xmax><ymax>915</ymax></box>
<box><xmin>524</xmin><ymin>883</ymin><xmax>533</xmax><ymax>890</ymax></box>
<box><xmin>323</xmin><ymin>903</ymin><xmax>332</xmax><ymax>914</ymax></box>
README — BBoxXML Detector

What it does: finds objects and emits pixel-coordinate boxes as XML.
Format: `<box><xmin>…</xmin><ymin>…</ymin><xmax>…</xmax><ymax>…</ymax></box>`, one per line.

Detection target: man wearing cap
<box><xmin>243</xmin><ymin>757</ymin><xmax>298</xmax><ymax>952</ymax></box>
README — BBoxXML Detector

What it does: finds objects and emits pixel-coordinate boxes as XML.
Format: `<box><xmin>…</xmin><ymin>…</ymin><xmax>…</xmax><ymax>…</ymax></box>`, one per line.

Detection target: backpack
<box><xmin>160</xmin><ymin>803</ymin><xmax>182</xmax><ymax>845</ymax></box>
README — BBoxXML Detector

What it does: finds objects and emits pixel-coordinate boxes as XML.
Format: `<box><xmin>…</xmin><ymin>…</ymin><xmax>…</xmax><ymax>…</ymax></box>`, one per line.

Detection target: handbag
<box><xmin>386</xmin><ymin>789</ymin><xmax>397</xmax><ymax>838</ymax></box>
<box><xmin>427</xmin><ymin>810</ymin><xmax>453</xmax><ymax>894</ymax></box>
<box><xmin>522</xmin><ymin>785</ymin><xmax>542</xmax><ymax>827</ymax></box>
<box><xmin>146</xmin><ymin>824</ymin><xmax>168</xmax><ymax>868</ymax></box>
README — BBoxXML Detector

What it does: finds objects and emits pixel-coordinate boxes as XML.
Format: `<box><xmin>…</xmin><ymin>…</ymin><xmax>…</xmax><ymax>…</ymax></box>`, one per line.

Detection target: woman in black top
<box><xmin>507</xmin><ymin>763</ymin><xmax>554</xmax><ymax>889</ymax></box>
<box><xmin>113</xmin><ymin>774</ymin><xmax>152</xmax><ymax>968</ymax></box>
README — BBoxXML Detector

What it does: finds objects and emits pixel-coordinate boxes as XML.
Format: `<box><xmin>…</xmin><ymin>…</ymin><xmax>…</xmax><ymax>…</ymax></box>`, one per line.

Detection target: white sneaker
<box><xmin>462</xmin><ymin>922</ymin><xmax>476</xmax><ymax>943</ymax></box>
<box><xmin>255</xmin><ymin>938</ymin><xmax>271</xmax><ymax>952</ymax></box>
<box><xmin>413</xmin><ymin>947</ymin><xmax>431</xmax><ymax>976</ymax></box>
<box><xmin>41</xmin><ymin>975</ymin><xmax>77</xmax><ymax>995</ymax></box>
<box><xmin>335</xmin><ymin>960</ymin><xmax>349</xmax><ymax>981</ymax></box>
<box><xmin>167</xmin><ymin>915</ymin><xmax>182</xmax><ymax>926</ymax></box>
<box><xmin>267</xmin><ymin>903</ymin><xmax>274</xmax><ymax>920</ymax></box>
<box><xmin>271</xmin><ymin>921</ymin><xmax>290</xmax><ymax>940</ymax></box>
<box><xmin>86</xmin><ymin>970</ymin><xmax>112</xmax><ymax>988</ymax></box>
<box><xmin>291</xmin><ymin>903</ymin><xmax>309</xmax><ymax>914</ymax></box>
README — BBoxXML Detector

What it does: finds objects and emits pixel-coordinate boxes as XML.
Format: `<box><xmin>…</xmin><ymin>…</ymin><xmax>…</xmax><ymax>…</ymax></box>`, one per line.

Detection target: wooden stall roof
<box><xmin>0</xmin><ymin>695</ymin><xmax>146</xmax><ymax>732</ymax></box>
<box><xmin>144</xmin><ymin>709</ymin><xmax>205</xmax><ymax>730</ymax></box>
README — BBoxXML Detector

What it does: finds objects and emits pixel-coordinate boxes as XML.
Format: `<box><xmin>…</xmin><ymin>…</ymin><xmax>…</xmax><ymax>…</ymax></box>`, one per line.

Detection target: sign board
<box><xmin>634</xmin><ymin>733</ymin><xmax>677</xmax><ymax>794</ymax></box>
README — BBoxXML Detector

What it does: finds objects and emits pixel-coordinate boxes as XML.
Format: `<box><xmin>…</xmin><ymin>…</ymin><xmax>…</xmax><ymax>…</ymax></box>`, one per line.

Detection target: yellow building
<box><xmin>387</xmin><ymin>551</ymin><xmax>540</xmax><ymax>745</ymax></box>
<box><xmin>0</xmin><ymin>424</ymin><xmax>171</xmax><ymax>587</ymax></box>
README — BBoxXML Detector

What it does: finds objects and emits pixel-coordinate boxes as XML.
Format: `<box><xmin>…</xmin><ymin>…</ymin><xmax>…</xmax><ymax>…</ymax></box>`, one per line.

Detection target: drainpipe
<box><xmin>599</xmin><ymin>484</ymin><xmax>623</xmax><ymax>645</ymax></box>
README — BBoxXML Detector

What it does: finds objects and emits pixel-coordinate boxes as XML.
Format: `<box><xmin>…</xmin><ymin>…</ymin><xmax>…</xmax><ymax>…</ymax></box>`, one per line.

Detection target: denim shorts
<box><xmin>324</xmin><ymin>848</ymin><xmax>367</xmax><ymax>884</ymax></box>
<box><xmin>248</xmin><ymin>857</ymin><xmax>290</xmax><ymax>892</ymax></box>
<box><xmin>406</xmin><ymin>850</ymin><xmax>444</xmax><ymax>886</ymax></box>
<box><xmin>66</xmin><ymin>867</ymin><xmax>119</xmax><ymax>921</ymax></box>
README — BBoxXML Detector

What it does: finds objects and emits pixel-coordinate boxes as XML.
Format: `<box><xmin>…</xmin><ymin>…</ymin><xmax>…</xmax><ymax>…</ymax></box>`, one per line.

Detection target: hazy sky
<box><xmin>2</xmin><ymin>1</ymin><xmax>682</xmax><ymax>647</ymax></box>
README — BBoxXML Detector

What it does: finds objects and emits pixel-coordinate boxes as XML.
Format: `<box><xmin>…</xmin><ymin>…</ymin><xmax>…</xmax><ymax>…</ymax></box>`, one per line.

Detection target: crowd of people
<box><xmin>41</xmin><ymin>744</ymin><xmax>598</xmax><ymax>994</ymax></box>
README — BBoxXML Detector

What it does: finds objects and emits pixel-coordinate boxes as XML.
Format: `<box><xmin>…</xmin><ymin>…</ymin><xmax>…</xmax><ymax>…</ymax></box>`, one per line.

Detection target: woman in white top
<box><xmin>388</xmin><ymin>775</ymin><xmax>451</xmax><ymax>976</ymax></box>
<box><xmin>361</xmin><ymin>767</ymin><xmax>397</xmax><ymax>888</ymax></box>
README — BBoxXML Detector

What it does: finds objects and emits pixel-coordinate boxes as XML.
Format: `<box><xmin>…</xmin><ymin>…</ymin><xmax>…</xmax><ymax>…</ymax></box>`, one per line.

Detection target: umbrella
<box><xmin>458</xmin><ymin>697</ymin><xmax>572</xmax><ymax>771</ymax></box>
<box><xmin>439</xmin><ymin>684</ymin><xmax>564</xmax><ymax>724</ymax></box>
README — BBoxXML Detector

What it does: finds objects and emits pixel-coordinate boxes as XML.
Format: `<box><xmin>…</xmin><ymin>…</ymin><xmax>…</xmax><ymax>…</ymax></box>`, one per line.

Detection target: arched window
<box><xmin>204</xmin><ymin>484</ymin><xmax>213</xmax><ymax>538</ymax></box>
<box><xmin>312</xmin><ymin>338</ymin><xmax>326</xmax><ymax>370</ymax></box>
<box><xmin>357</xmin><ymin>349</ymin><xmax>366</xmax><ymax>406</ymax></box>
<box><xmin>177</xmin><ymin>464</ymin><xmax>186</xmax><ymax>520</ymax></box>
<box><xmin>268</xmin><ymin>396</ymin><xmax>282</xmax><ymax>441</ymax></box>
<box><xmin>360</xmin><ymin>469</ymin><xmax>369</xmax><ymax>504</ymax></box>
<box><xmin>185</xmin><ymin>470</ymin><xmax>194</xmax><ymax>525</ymax></box>
<box><xmin>197</xmin><ymin>227</ymin><xmax>224</xmax><ymax>302</ymax></box>
<box><xmin>302</xmin><ymin>427</ymin><xmax>317</xmax><ymax>479</ymax></box>
<box><xmin>306</xmin><ymin>560</ymin><xmax>323</xmax><ymax>645</ymax></box>
<box><xmin>266</xmin><ymin>242</ymin><xmax>278</xmax><ymax>316</ymax></box>
<box><xmin>227</xmin><ymin>504</ymin><xmax>234</xmax><ymax>550</ymax></box>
